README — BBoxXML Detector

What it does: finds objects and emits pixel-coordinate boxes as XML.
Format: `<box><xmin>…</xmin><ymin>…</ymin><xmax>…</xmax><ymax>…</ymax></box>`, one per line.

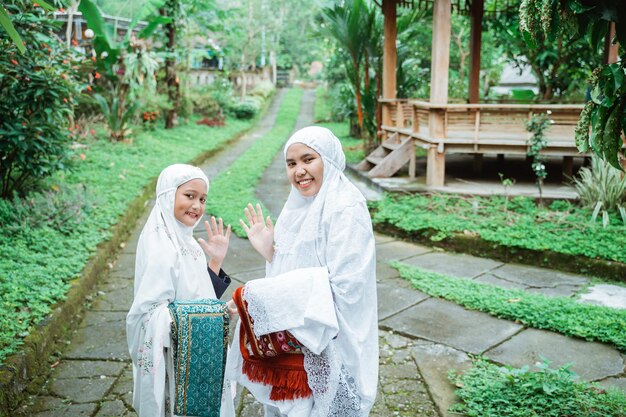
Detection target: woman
<box><xmin>228</xmin><ymin>126</ymin><xmax>378</xmax><ymax>417</ymax></box>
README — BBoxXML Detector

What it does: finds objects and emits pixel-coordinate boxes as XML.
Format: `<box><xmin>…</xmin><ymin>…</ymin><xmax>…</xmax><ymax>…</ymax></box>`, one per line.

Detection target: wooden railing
<box><xmin>380</xmin><ymin>99</ymin><xmax>585</xmax><ymax>156</ymax></box>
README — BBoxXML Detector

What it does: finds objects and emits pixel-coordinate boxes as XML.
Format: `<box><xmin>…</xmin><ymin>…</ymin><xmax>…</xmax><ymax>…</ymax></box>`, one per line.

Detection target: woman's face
<box><xmin>285</xmin><ymin>143</ymin><xmax>324</xmax><ymax>197</ymax></box>
<box><xmin>174</xmin><ymin>178</ymin><xmax>207</xmax><ymax>226</ymax></box>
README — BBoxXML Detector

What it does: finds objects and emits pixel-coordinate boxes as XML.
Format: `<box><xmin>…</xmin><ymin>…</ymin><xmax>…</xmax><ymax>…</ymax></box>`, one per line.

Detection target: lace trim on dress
<box><xmin>303</xmin><ymin>343</ymin><xmax>363</xmax><ymax>417</ymax></box>
<box><xmin>244</xmin><ymin>286</ymin><xmax>272</xmax><ymax>337</ymax></box>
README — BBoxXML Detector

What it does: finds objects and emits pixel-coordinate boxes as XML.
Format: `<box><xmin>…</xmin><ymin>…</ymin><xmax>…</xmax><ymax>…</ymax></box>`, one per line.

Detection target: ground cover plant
<box><xmin>205</xmin><ymin>89</ymin><xmax>303</xmax><ymax>236</ymax></box>
<box><xmin>0</xmin><ymin>117</ymin><xmax>255</xmax><ymax>363</ymax></box>
<box><xmin>391</xmin><ymin>262</ymin><xmax>626</xmax><ymax>352</ymax></box>
<box><xmin>373</xmin><ymin>193</ymin><xmax>626</xmax><ymax>265</ymax></box>
<box><xmin>450</xmin><ymin>359</ymin><xmax>626</xmax><ymax>417</ymax></box>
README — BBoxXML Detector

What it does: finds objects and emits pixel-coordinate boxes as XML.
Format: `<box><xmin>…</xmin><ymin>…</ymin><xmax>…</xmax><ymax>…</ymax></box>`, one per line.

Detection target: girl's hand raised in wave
<box><xmin>198</xmin><ymin>216</ymin><xmax>231</xmax><ymax>274</ymax></box>
<box><xmin>240</xmin><ymin>203</ymin><xmax>275</xmax><ymax>262</ymax></box>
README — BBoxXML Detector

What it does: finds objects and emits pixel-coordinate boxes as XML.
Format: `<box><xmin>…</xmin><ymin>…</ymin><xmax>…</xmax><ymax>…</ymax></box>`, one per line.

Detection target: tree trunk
<box><xmin>353</xmin><ymin>59</ymin><xmax>363</xmax><ymax>135</ymax></box>
<box><xmin>161</xmin><ymin>4</ymin><xmax>178</xmax><ymax>129</ymax></box>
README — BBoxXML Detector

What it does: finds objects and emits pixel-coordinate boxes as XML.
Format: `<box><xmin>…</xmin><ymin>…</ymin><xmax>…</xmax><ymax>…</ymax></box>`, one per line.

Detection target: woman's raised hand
<box><xmin>240</xmin><ymin>203</ymin><xmax>275</xmax><ymax>262</ymax></box>
<box><xmin>198</xmin><ymin>216</ymin><xmax>231</xmax><ymax>274</ymax></box>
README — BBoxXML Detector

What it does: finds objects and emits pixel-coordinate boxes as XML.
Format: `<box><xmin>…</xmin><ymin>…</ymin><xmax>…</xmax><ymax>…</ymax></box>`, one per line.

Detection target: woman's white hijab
<box><xmin>267</xmin><ymin>126</ymin><xmax>378</xmax><ymax>416</ymax></box>
<box><xmin>126</xmin><ymin>164</ymin><xmax>218</xmax><ymax>417</ymax></box>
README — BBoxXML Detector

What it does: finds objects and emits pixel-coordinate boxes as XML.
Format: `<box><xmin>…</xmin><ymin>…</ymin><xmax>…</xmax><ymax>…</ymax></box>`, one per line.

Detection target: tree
<box><xmin>0</xmin><ymin>0</ymin><xmax>89</xmax><ymax>197</ymax></box>
<box><xmin>518</xmin><ymin>0</ymin><xmax>626</xmax><ymax>170</ymax></box>
<box><xmin>491</xmin><ymin>13</ymin><xmax>601</xmax><ymax>101</ymax></box>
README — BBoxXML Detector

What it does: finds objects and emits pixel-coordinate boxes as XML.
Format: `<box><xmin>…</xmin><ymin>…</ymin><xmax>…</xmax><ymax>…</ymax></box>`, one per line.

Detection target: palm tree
<box><xmin>322</xmin><ymin>0</ymin><xmax>372</xmax><ymax>136</ymax></box>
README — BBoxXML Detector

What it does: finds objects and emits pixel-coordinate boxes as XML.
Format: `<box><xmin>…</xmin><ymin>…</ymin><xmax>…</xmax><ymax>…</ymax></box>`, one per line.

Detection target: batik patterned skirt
<box><xmin>169</xmin><ymin>299</ymin><xmax>229</xmax><ymax>417</ymax></box>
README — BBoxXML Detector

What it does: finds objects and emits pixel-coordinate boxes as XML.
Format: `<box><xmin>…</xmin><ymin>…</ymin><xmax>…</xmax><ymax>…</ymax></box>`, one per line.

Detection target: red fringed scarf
<box><xmin>232</xmin><ymin>286</ymin><xmax>312</xmax><ymax>401</ymax></box>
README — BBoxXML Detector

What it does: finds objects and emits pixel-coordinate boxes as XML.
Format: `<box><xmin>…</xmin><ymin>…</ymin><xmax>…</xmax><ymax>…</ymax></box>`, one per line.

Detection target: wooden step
<box><xmin>366</xmin><ymin>155</ymin><xmax>384</xmax><ymax>165</ymax></box>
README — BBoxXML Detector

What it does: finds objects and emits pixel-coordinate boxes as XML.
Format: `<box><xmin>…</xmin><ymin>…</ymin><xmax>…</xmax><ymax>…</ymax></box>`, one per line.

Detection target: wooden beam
<box><xmin>430</xmin><ymin>0</ymin><xmax>451</xmax><ymax>105</ymax></box>
<box><xmin>603</xmin><ymin>22</ymin><xmax>619</xmax><ymax>65</ymax></box>
<box><xmin>382</xmin><ymin>0</ymin><xmax>398</xmax><ymax>127</ymax></box>
<box><xmin>468</xmin><ymin>0</ymin><xmax>483</xmax><ymax>104</ymax></box>
<box><xmin>428</xmin><ymin>0</ymin><xmax>451</xmax><ymax>184</ymax></box>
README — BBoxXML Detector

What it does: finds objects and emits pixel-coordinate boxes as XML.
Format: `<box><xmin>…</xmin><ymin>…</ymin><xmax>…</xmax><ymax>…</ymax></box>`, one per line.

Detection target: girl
<box><xmin>126</xmin><ymin>164</ymin><xmax>235</xmax><ymax>417</ymax></box>
<box><xmin>228</xmin><ymin>126</ymin><xmax>379</xmax><ymax>417</ymax></box>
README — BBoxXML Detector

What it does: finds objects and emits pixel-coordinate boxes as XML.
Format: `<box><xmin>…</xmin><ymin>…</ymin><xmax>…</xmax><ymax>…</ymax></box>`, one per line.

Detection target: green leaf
<box><xmin>0</xmin><ymin>6</ymin><xmax>26</xmax><ymax>54</ymax></box>
<box><xmin>138</xmin><ymin>16</ymin><xmax>171</xmax><ymax>39</ymax></box>
<box><xmin>589</xmin><ymin>20</ymin><xmax>608</xmax><ymax>50</ymax></box>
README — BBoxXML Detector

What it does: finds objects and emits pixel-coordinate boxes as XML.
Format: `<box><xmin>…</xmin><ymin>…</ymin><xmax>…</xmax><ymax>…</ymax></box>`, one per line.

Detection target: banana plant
<box><xmin>94</xmin><ymin>92</ymin><xmax>139</xmax><ymax>141</ymax></box>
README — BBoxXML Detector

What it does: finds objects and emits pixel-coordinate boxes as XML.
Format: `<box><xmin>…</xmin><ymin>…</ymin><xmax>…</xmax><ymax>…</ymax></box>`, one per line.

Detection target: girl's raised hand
<box><xmin>240</xmin><ymin>203</ymin><xmax>275</xmax><ymax>262</ymax></box>
<box><xmin>198</xmin><ymin>216</ymin><xmax>231</xmax><ymax>273</ymax></box>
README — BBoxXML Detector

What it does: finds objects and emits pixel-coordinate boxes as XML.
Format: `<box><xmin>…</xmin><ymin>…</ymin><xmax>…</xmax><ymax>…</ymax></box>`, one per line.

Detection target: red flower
<box><xmin>71</xmin><ymin>39</ymin><xmax>78</xmax><ymax>46</ymax></box>
<box><xmin>94</xmin><ymin>72</ymin><xmax>101</xmax><ymax>79</ymax></box>
<box><xmin>58</xmin><ymin>7</ymin><xmax>65</xmax><ymax>12</ymax></box>
<box><xmin>91</xmin><ymin>56</ymin><xmax>96</xmax><ymax>62</ymax></box>
<box><xmin>61</xmin><ymin>74</ymin><xmax>67</xmax><ymax>79</ymax></box>
<box><xmin>10</xmin><ymin>59</ymin><xmax>18</xmax><ymax>65</ymax></box>
<box><xmin>33</xmin><ymin>3</ymin><xmax>40</xmax><ymax>7</ymax></box>
<box><xmin>85</xmin><ymin>86</ymin><xmax>92</xmax><ymax>92</ymax></box>
<box><xmin>22</xmin><ymin>122</ymin><xmax>27</xmax><ymax>126</ymax></box>
<box><xmin>63</xmin><ymin>98</ymin><xmax>68</xmax><ymax>103</ymax></box>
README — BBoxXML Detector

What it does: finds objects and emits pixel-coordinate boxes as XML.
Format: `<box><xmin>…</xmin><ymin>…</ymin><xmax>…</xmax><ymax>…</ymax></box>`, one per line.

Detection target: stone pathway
<box><xmin>16</xmin><ymin>89</ymin><xmax>626</xmax><ymax>417</ymax></box>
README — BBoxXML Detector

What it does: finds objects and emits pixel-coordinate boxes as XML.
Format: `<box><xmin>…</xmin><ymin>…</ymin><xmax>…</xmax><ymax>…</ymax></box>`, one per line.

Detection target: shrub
<box><xmin>0</xmin><ymin>1</ymin><xmax>90</xmax><ymax>198</ymax></box>
<box><xmin>249</xmin><ymin>81</ymin><xmax>276</xmax><ymax>100</ymax></box>
<box><xmin>574</xmin><ymin>156</ymin><xmax>626</xmax><ymax>216</ymax></box>
<box><xmin>188</xmin><ymin>87</ymin><xmax>223</xmax><ymax>118</ymax></box>
<box><xmin>230</xmin><ymin>98</ymin><xmax>260</xmax><ymax>119</ymax></box>
<box><xmin>450</xmin><ymin>359</ymin><xmax>626</xmax><ymax>417</ymax></box>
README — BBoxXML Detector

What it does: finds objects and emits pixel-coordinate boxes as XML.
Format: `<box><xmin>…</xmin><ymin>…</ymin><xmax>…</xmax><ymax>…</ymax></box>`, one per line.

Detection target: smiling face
<box><xmin>174</xmin><ymin>178</ymin><xmax>207</xmax><ymax>227</ymax></box>
<box><xmin>285</xmin><ymin>142</ymin><xmax>324</xmax><ymax>197</ymax></box>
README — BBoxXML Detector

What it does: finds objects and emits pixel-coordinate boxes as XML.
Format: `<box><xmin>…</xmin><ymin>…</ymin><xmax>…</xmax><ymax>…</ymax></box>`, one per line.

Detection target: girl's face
<box><xmin>286</xmin><ymin>143</ymin><xmax>324</xmax><ymax>197</ymax></box>
<box><xmin>174</xmin><ymin>178</ymin><xmax>207</xmax><ymax>227</ymax></box>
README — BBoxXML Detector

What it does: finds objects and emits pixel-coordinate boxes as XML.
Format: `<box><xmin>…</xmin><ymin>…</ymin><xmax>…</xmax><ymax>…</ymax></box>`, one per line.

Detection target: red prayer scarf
<box><xmin>232</xmin><ymin>286</ymin><xmax>312</xmax><ymax>401</ymax></box>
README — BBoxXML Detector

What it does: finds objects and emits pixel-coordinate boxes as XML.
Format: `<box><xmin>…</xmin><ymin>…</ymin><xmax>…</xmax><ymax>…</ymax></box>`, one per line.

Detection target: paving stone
<box><xmin>30</xmin><ymin>402</ymin><xmax>97</xmax><ymax>417</ymax></box>
<box><xmin>220</xmin><ymin>236</ymin><xmax>266</xmax><ymax>274</ymax></box>
<box><xmin>376</xmin><ymin>259</ymin><xmax>400</xmax><ymax>281</ymax></box>
<box><xmin>376</xmin><ymin>240</ymin><xmax>432</xmax><ymax>261</ymax></box>
<box><xmin>578</xmin><ymin>284</ymin><xmax>626</xmax><ymax>309</ymax></box>
<box><xmin>92</xmin><ymin>277</ymin><xmax>134</xmax><ymax>312</ymax></box>
<box><xmin>54</xmin><ymin>360</ymin><xmax>125</xmax><ymax>379</ymax></box>
<box><xmin>526</xmin><ymin>285</ymin><xmax>579</xmax><ymax>297</ymax></box>
<box><xmin>401</xmin><ymin>251</ymin><xmax>502</xmax><ymax>279</ymax></box>
<box><xmin>95</xmin><ymin>399</ymin><xmax>129</xmax><ymax>417</ymax></box>
<box><xmin>109</xmin><ymin>253</ymin><xmax>135</xmax><ymax>279</ymax></box>
<box><xmin>377</xmin><ymin>276</ymin><xmax>429</xmax><ymax>321</ymax></box>
<box><xmin>491</xmin><ymin>263</ymin><xmax>588</xmax><ymax>288</ymax></box>
<box><xmin>64</xmin><ymin>311</ymin><xmax>129</xmax><ymax>361</ymax></box>
<box><xmin>473</xmin><ymin>273</ymin><xmax>528</xmax><ymax>290</ymax></box>
<box><xmin>50</xmin><ymin>376</ymin><xmax>115</xmax><ymax>403</ymax></box>
<box><xmin>374</xmin><ymin>233</ymin><xmax>395</xmax><ymax>244</ymax></box>
<box><xmin>598</xmin><ymin>377</ymin><xmax>626</xmax><ymax>393</ymax></box>
<box><xmin>382</xmin><ymin>297</ymin><xmax>522</xmax><ymax>354</ymax></box>
<box><xmin>484</xmin><ymin>328</ymin><xmax>625</xmax><ymax>382</ymax></box>
<box><xmin>410</xmin><ymin>341</ymin><xmax>473</xmax><ymax>417</ymax></box>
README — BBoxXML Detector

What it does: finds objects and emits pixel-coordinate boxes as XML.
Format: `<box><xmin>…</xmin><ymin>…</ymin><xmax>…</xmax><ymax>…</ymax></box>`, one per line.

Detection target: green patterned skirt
<box><xmin>169</xmin><ymin>299</ymin><xmax>229</xmax><ymax>417</ymax></box>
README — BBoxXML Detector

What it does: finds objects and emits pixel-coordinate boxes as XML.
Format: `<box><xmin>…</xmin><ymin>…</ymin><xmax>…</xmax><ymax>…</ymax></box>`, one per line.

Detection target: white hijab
<box><xmin>268</xmin><ymin>126</ymin><xmax>379</xmax><ymax>416</ymax></box>
<box><xmin>126</xmin><ymin>164</ymin><xmax>218</xmax><ymax>417</ymax></box>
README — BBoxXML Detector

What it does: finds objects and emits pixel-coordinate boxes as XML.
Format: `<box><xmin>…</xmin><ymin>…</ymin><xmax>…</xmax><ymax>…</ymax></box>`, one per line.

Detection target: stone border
<box><xmin>373</xmin><ymin>221</ymin><xmax>626</xmax><ymax>283</ymax></box>
<box><xmin>0</xmin><ymin>127</ymin><xmax>255</xmax><ymax>417</ymax></box>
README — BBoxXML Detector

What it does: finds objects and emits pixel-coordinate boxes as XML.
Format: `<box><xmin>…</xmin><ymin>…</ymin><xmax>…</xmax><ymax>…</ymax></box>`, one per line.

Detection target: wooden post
<box><xmin>468</xmin><ymin>0</ymin><xmax>483</xmax><ymax>104</ymax></box>
<box><xmin>382</xmin><ymin>0</ymin><xmax>397</xmax><ymax>127</ymax></box>
<box><xmin>562</xmin><ymin>156</ymin><xmax>574</xmax><ymax>179</ymax></box>
<box><xmin>427</xmin><ymin>0</ymin><xmax>451</xmax><ymax>187</ymax></box>
<box><xmin>603</xmin><ymin>22</ymin><xmax>619</xmax><ymax>65</ymax></box>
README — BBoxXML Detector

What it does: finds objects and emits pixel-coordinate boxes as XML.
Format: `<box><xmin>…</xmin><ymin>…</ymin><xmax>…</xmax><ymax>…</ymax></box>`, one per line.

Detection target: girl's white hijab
<box><xmin>132</xmin><ymin>163</ymin><xmax>212</xmax><ymax>297</ymax></box>
<box><xmin>272</xmin><ymin>126</ymin><xmax>363</xmax><ymax>262</ymax></box>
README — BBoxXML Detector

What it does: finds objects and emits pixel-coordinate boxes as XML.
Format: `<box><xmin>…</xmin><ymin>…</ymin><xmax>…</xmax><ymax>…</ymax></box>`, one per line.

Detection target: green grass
<box><xmin>450</xmin><ymin>359</ymin><xmax>626</xmax><ymax>417</ymax></box>
<box><xmin>205</xmin><ymin>89</ymin><xmax>303</xmax><ymax>236</ymax></box>
<box><xmin>391</xmin><ymin>261</ymin><xmax>626</xmax><ymax>352</ymax></box>
<box><xmin>373</xmin><ymin>193</ymin><xmax>626</xmax><ymax>265</ymax></box>
<box><xmin>314</xmin><ymin>85</ymin><xmax>333</xmax><ymax>123</ymax></box>
<box><xmin>0</xmin><ymin>117</ymin><xmax>256</xmax><ymax>363</ymax></box>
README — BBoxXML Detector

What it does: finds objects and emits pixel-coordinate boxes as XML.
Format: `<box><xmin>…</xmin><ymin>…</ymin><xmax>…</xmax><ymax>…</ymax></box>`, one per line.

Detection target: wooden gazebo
<box><xmin>358</xmin><ymin>0</ymin><xmax>617</xmax><ymax>186</ymax></box>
